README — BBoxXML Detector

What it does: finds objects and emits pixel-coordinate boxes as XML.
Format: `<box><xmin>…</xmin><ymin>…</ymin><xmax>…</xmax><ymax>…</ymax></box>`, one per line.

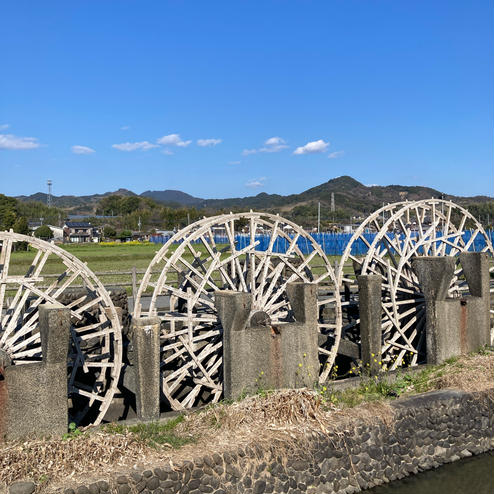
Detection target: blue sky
<box><xmin>1</xmin><ymin>1</ymin><xmax>492</xmax><ymax>199</ymax></box>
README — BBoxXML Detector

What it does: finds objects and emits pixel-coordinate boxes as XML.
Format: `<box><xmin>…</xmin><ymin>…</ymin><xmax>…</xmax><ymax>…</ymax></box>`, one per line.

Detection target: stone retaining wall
<box><xmin>13</xmin><ymin>388</ymin><xmax>494</xmax><ymax>494</ymax></box>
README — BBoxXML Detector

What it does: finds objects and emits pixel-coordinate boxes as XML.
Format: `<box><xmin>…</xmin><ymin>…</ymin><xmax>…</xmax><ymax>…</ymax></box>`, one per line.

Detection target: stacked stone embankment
<box><xmin>18</xmin><ymin>387</ymin><xmax>492</xmax><ymax>494</ymax></box>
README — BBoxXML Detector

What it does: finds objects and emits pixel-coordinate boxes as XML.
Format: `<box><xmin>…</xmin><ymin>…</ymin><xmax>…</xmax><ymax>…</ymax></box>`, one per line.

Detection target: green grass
<box><xmin>103</xmin><ymin>415</ymin><xmax>194</xmax><ymax>449</ymax></box>
<box><xmin>7</xmin><ymin>242</ymin><xmax>350</xmax><ymax>295</ymax></box>
<box><xmin>319</xmin><ymin>354</ymin><xmax>463</xmax><ymax>409</ymax></box>
<box><xmin>10</xmin><ymin>242</ymin><xmax>161</xmax><ymax>274</ymax></box>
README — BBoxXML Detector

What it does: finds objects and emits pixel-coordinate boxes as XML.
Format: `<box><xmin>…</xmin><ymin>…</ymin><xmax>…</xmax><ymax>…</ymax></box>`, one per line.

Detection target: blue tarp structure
<box><xmin>149</xmin><ymin>230</ymin><xmax>494</xmax><ymax>256</ymax></box>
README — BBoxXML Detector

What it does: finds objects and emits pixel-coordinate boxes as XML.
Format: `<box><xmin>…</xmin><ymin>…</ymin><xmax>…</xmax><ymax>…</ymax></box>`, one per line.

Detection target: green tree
<box><xmin>120</xmin><ymin>196</ymin><xmax>141</xmax><ymax>215</ymax></box>
<box><xmin>13</xmin><ymin>216</ymin><xmax>29</xmax><ymax>235</ymax></box>
<box><xmin>103</xmin><ymin>225</ymin><xmax>117</xmax><ymax>239</ymax></box>
<box><xmin>34</xmin><ymin>225</ymin><xmax>54</xmax><ymax>239</ymax></box>
<box><xmin>0</xmin><ymin>194</ymin><xmax>18</xmax><ymax>230</ymax></box>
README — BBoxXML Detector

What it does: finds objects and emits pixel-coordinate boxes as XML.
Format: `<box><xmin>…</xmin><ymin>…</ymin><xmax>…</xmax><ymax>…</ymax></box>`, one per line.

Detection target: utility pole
<box><xmin>138</xmin><ymin>216</ymin><xmax>142</xmax><ymax>231</ymax></box>
<box><xmin>317</xmin><ymin>202</ymin><xmax>321</xmax><ymax>233</ymax></box>
<box><xmin>47</xmin><ymin>180</ymin><xmax>52</xmax><ymax>208</ymax></box>
<box><xmin>330</xmin><ymin>193</ymin><xmax>335</xmax><ymax>213</ymax></box>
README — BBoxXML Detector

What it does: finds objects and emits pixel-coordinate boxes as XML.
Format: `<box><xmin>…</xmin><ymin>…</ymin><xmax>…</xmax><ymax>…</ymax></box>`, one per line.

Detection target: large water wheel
<box><xmin>134</xmin><ymin>212</ymin><xmax>341</xmax><ymax>409</ymax></box>
<box><xmin>339</xmin><ymin>200</ymin><xmax>494</xmax><ymax>370</ymax></box>
<box><xmin>0</xmin><ymin>232</ymin><xmax>122</xmax><ymax>425</ymax></box>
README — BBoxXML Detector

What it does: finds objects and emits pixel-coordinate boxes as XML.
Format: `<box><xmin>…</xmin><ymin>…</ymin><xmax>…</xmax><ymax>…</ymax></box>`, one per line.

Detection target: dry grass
<box><xmin>428</xmin><ymin>353</ymin><xmax>494</xmax><ymax>392</ymax></box>
<box><xmin>1</xmin><ymin>352</ymin><xmax>492</xmax><ymax>492</ymax></box>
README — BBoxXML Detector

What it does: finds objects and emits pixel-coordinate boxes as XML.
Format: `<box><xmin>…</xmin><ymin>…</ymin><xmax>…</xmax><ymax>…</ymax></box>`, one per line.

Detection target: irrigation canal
<box><xmin>365</xmin><ymin>451</ymin><xmax>494</xmax><ymax>493</ymax></box>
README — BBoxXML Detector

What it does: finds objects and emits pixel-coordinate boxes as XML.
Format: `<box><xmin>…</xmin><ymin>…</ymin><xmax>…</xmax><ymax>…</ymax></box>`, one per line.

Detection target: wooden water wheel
<box><xmin>342</xmin><ymin>200</ymin><xmax>494</xmax><ymax>370</ymax></box>
<box><xmin>134</xmin><ymin>212</ymin><xmax>341</xmax><ymax>409</ymax></box>
<box><xmin>0</xmin><ymin>232</ymin><xmax>122</xmax><ymax>425</ymax></box>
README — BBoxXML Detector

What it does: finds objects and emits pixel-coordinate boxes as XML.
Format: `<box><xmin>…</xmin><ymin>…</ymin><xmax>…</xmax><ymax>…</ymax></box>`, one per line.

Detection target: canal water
<box><xmin>366</xmin><ymin>452</ymin><xmax>494</xmax><ymax>493</ymax></box>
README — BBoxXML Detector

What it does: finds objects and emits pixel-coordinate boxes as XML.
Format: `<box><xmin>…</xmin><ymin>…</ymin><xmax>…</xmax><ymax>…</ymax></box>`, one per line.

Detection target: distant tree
<box><xmin>34</xmin><ymin>225</ymin><xmax>53</xmax><ymax>239</ymax></box>
<box><xmin>103</xmin><ymin>225</ymin><xmax>117</xmax><ymax>239</ymax></box>
<box><xmin>98</xmin><ymin>195</ymin><xmax>124</xmax><ymax>216</ymax></box>
<box><xmin>118</xmin><ymin>229</ymin><xmax>132</xmax><ymax>241</ymax></box>
<box><xmin>0</xmin><ymin>194</ymin><xmax>18</xmax><ymax>230</ymax></box>
<box><xmin>13</xmin><ymin>216</ymin><xmax>29</xmax><ymax>235</ymax></box>
<box><xmin>12</xmin><ymin>216</ymin><xmax>30</xmax><ymax>250</ymax></box>
<box><xmin>120</xmin><ymin>196</ymin><xmax>141</xmax><ymax>215</ymax></box>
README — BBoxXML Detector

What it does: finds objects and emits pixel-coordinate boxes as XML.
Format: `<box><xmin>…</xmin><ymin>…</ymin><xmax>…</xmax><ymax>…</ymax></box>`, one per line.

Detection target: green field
<box><xmin>8</xmin><ymin>241</ymin><xmax>345</xmax><ymax>295</ymax></box>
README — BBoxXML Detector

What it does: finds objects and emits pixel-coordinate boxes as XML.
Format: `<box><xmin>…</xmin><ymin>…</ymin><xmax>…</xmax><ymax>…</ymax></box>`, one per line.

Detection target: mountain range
<box><xmin>15</xmin><ymin>176</ymin><xmax>493</xmax><ymax>217</ymax></box>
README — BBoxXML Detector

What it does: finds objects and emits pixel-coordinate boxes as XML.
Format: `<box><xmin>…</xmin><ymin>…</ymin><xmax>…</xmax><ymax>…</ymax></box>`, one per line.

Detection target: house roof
<box><xmin>65</xmin><ymin>222</ymin><xmax>92</xmax><ymax>228</ymax></box>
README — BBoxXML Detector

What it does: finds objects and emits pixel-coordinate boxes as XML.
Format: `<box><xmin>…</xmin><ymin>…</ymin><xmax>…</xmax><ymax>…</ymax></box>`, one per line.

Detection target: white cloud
<box><xmin>112</xmin><ymin>141</ymin><xmax>159</xmax><ymax>151</ymax></box>
<box><xmin>260</xmin><ymin>136</ymin><xmax>288</xmax><ymax>153</ymax></box>
<box><xmin>243</xmin><ymin>136</ymin><xmax>288</xmax><ymax>156</ymax></box>
<box><xmin>228</xmin><ymin>160</ymin><xmax>241</xmax><ymax>165</ymax></box>
<box><xmin>245</xmin><ymin>177</ymin><xmax>266</xmax><ymax>188</ymax></box>
<box><xmin>120</xmin><ymin>125</ymin><xmax>131</xmax><ymax>130</ymax></box>
<box><xmin>157</xmin><ymin>133</ymin><xmax>191</xmax><ymax>147</ymax></box>
<box><xmin>161</xmin><ymin>149</ymin><xmax>174</xmax><ymax>155</ymax></box>
<box><xmin>293</xmin><ymin>139</ymin><xmax>329</xmax><ymax>155</ymax></box>
<box><xmin>197</xmin><ymin>138</ymin><xmax>222</xmax><ymax>147</ymax></box>
<box><xmin>0</xmin><ymin>124</ymin><xmax>10</xmax><ymax>130</ymax></box>
<box><xmin>71</xmin><ymin>145</ymin><xmax>95</xmax><ymax>155</ymax></box>
<box><xmin>328</xmin><ymin>150</ymin><xmax>344</xmax><ymax>159</ymax></box>
<box><xmin>0</xmin><ymin>134</ymin><xmax>40</xmax><ymax>150</ymax></box>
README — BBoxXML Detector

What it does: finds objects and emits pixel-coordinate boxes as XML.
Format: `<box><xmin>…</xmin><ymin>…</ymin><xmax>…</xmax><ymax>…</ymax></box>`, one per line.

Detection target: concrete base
<box><xmin>217</xmin><ymin>283</ymin><xmax>319</xmax><ymax>400</ymax></box>
<box><xmin>5</xmin><ymin>362</ymin><xmax>67</xmax><ymax>440</ymax></box>
<box><xmin>413</xmin><ymin>254</ymin><xmax>491</xmax><ymax>365</ymax></box>
<box><xmin>132</xmin><ymin>317</ymin><xmax>161</xmax><ymax>421</ymax></box>
<box><xmin>357</xmin><ymin>275</ymin><xmax>382</xmax><ymax>375</ymax></box>
<box><xmin>2</xmin><ymin>304</ymin><xmax>70</xmax><ymax>441</ymax></box>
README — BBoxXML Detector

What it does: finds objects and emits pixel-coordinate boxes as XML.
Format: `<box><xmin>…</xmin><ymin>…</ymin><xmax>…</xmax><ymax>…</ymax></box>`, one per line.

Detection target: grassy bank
<box><xmin>1</xmin><ymin>351</ymin><xmax>492</xmax><ymax>490</ymax></box>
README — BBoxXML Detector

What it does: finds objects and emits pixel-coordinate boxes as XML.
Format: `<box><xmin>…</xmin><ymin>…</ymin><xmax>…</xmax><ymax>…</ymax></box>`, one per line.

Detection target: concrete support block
<box><xmin>283</xmin><ymin>283</ymin><xmax>319</xmax><ymax>388</ymax></box>
<box><xmin>5</xmin><ymin>363</ymin><xmax>67</xmax><ymax>441</ymax></box>
<box><xmin>132</xmin><ymin>317</ymin><xmax>161</xmax><ymax>420</ymax></box>
<box><xmin>357</xmin><ymin>275</ymin><xmax>382</xmax><ymax>375</ymax></box>
<box><xmin>459</xmin><ymin>252</ymin><xmax>490</xmax><ymax>298</ymax></box>
<box><xmin>4</xmin><ymin>304</ymin><xmax>69</xmax><ymax>440</ymax></box>
<box><xmin>459</xmin><ymin>252</ymin><xmax>491</xmax><ymax>347</ymax></box>
<box><xmin>412</xmin><ymin>257</ymin><xmax>457</xmax><ymax>365</ymax></box>
<box><xmin>412</xmin><ymin>257</ymin><xmax>456</xmax><ymax>302</ymax></box>
<box><xmin>462</xmin><ymin>297</ymin><xmax>489</xmax><ymax>351</ymax></box>
<box><xmin>39</xmin><ymin>303</ymin><xmax>71</xmax><ymax>363</ymax></box>
<box><xmin>428</xmin><ymin>299</ymin><xmax>462</xmax><ymax>364</ymax></box>
<box><xmin>215</xmin><ymin>291</ymin><xmax>252</xmax><ymax>334</ymax></box>
<box><xmin>218</xmin><ymin>283</ymin><xmax>319</xmax><ymax>400</ymax></box>
<box><xmin>413</xmin><ymin>255</ymin><xmax>490</xmax><ymax>365</ymax></box>
<box><xmin>286</xmin><ymin>283</ymin><xmax>318</xmax><ymax>326</ymax></box>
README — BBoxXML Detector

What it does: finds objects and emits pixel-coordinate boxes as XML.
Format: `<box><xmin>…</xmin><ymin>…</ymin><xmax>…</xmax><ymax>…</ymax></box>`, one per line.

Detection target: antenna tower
<box><xmin>47</xmin><ymin>180</ymin><xmax>53</xmax><ymax>208</ymax></box>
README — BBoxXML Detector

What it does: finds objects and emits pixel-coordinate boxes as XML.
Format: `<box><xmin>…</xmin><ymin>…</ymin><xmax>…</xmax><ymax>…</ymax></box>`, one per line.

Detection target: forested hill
<box><xmin>14</xmin><ymin>175</ymin><xmax>493</xmax><ymax>222</ymax></box>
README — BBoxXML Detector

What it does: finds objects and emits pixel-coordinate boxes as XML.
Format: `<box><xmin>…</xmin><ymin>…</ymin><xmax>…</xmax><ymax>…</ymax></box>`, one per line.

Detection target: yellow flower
<box><xmin>303</xmin><ymin>353</ymin><xmax>307</xmax><ymax>358</ymax></box>
<box><xmin>298</xmin><ymin>363</ymin><xmax>302</xmax><ymax>368</ymax></box>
